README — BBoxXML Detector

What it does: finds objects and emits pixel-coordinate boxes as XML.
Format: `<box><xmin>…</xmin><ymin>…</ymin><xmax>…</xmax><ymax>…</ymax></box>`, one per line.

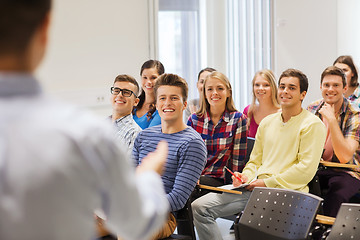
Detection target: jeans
<box><xmin>192</xmin><ymin>190</ymin><xmax>252</xmax><ymax>240</ymax></box>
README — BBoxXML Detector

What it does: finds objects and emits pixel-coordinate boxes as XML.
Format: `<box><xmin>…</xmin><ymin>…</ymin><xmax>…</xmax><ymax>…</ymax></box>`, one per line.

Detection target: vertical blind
<box><xmin>226</xmin><ymin>0</ymin><xmax>273</xmax><ymax>110</ymax></box>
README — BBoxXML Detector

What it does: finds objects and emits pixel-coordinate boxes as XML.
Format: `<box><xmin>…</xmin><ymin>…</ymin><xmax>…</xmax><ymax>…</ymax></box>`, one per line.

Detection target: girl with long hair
<box><xmin>133</xmin><ymin>59</ymin><xmax>164</xmax><ymax>129</ymax></box>
<box><xmin>243</xmin><ymin>69</ymin><xmax>280</xmax><ymax>138</ymax></box>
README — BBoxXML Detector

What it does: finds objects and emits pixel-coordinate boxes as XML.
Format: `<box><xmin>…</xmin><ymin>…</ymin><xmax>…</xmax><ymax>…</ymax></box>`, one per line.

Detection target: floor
<box><xmin>174</xmin><ymin>217</ymin><xmax>236</xmax><ymax>240</ymax></box>
<box><xmin>214</xmin><ymin>218</ymin><xmax>236</xmax><ymax>240</ymax></box>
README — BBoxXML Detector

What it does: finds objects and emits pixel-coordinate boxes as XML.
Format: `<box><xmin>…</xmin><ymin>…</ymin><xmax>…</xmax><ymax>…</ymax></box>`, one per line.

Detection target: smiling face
<box><xmin>197</xmin><ymin>71</ymin><xmax>211</xmax><ymax>95</ymax></box>
<box><xmin>334</xmin><ymin>62</ymin><xmax>354</xmax><ymax>87</ymax></box>
<box><xmin>321</xmin><ymin>74</ymin><xmax>346</xmax><ymax>105</ymax></box>
<box><xmin>156</xmin><ymin>85</ymin><xmax>187</xmax><ymax>124</ymax></box>
<box><xmin>111</xmin><ymin>81</ymin><xmax>139</xmax><ymax>118</ymax></box>
<box><xmin>204</xmin><ymin>77</ymin><xmax>230</xmax><ymax>110</ymax></box>
<box><xmin>278</xmin><ymin>77</ymin><xmax>306</xmax><ymax>109</ymax></box>
<box><xmin>141</xmin><ymin>67</ymin><xmax>160</xmax><ymax>96</ymax></box>
<box><xmin>253</xmin><ymin>75</ymin><xmax>272</xmax><ymax>101</ymax></box>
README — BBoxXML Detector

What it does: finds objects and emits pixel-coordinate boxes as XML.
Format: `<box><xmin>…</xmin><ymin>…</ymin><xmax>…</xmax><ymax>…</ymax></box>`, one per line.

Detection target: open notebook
<box><xmin>219</xmin><ymin>166</ymin><xmax>258</xmax><ymax>192</ymax></box>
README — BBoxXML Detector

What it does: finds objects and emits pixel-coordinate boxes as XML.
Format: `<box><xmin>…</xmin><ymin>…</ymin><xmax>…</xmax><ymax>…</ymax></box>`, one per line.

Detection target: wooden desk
<box><xmin>320</xmin><ymin>160</ymin><xmax>359</xmax><ymax>170</ymax></box>
<box><xmin>198</xmin><ymin>184</ymin><xmax>243</xmax><ymax>195</ymax></box>
<box><xmin>315</xmin><ymin>214</ymin><xmax>335</xmax><ymax>225</ymax></box>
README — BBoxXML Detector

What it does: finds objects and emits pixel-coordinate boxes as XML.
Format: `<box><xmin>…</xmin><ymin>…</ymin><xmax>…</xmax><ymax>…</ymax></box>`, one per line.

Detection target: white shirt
<box><xmin>112</xmin><ymin>114</ymin><xmax>142</xmax><ymax>150</ymax></box>
<box><xmin>0</xmin><ymin>73</ymin><xmax>168</xmax><ymax>240</ymax></box>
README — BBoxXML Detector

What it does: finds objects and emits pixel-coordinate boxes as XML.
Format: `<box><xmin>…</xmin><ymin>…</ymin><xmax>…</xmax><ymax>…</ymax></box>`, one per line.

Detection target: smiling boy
<box><xmin>307</xmin><ymin>66</ymin><xmax>360</xmax><ymax>217</ymax></box>
<box><xmin>132</xmin><ymin>73</ymin><xmax>207</xmax><ymax>239</ymax></box>
<box><xmin>109</xmin><ymin>74</ymin><xmax>142</xmax><ymax>150</ymax></box>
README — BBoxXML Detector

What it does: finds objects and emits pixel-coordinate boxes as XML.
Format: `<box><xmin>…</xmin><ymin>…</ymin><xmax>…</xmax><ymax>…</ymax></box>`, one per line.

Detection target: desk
<box><xmin>315</xmin><ymin>214</ymin><xmax>335</xmax><ymax>225</ymax></box>
<box><xmin>198</xmin><ymin>184</ymin><xmax>243</xmax><ymax>195</ymax></box>
<box><xmin>320</xmin><ymin>160</ymin><xmax>359</xmax><ymax>170</ymax></box>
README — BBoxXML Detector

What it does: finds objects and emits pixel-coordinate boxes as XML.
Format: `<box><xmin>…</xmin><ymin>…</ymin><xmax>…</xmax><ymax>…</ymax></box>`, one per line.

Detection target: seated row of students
<box><xmin>105</xmin><ymin>67</ymin><xmax>249</xmax><ymax>239</ymax></box>
<box><xmin>107</xmin><ymin>58</ymin><xmax>360</xmax><ymax>239</ymax></box>
<box><xmin>192</xmin><ymin>68</ymin><xmax>327</xmax><ymax>240</ymax></box>
<box><xmin>190</xmin><ymin>65</ymin><xmax>360</xmax><ymax>240</ymax></box>
<box><xmin>104</xmin><ymin>72</ymin><xmax>208</xmax><ymax>240</ymax></box>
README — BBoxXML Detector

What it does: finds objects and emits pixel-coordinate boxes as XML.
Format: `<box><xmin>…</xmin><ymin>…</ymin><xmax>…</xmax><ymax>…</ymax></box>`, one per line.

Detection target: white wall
<box><xmin>273</xmin><ymin>0</ymin><xmax>338</xmax><ymax>107</ymax></box>
<box><xmin>337</xmin><ymin>0</ymin><xmax>360</xmax><ymax>66</ymax></box>
<box><xmin>205</xmin><ymin>0</ymin><xmax>227</xmax><ymax>74</ymax></box>
<box><xmin>37</xmin><ymin>0</ymin><xmax>151</xmax><ymax>116</ymax></box>
<box><xmin>37</xmin><ymin>0</ymin><xmax>360</xmax><ymax>115</ymax></box>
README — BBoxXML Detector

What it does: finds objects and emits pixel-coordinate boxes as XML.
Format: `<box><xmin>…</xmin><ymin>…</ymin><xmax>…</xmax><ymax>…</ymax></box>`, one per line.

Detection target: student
<box><xmin>109</xmin><ymin>74</ymin><xmax>142</xmax><ymax>150</ymax></box>
<box><xmin>132</xmin><ymin>73</ymin><xmax>207</xmax><ymax>239</ymax></box>
<box><xmin>307</xmin><ymin>66</ymin><xmax>360</xmax><ymax>217</ymax></box>
<box><xmin>187</xmin><ymin>71</ymin><xmax>247</xmax><ymax>188</ymax></box>
<box><xmin>192</xmin><ymin>69</ymin><xmax>326</xmax><ymax>240</ymax></box>
<box><xmin>0</xmin><ymin>1</ymin><xmax>169</xmax><ymax>240</ymax></box>
<box><xmin>184</xmin><ymin>67</ymin><xmax>216</xmax><ymax>122</ymax></box>
<box><xmin>243</xmin><ymin>69</ymin><xmax>280</xmax><ymax>138</ymax></box>
<box><xmin>333</xmin><ymin>55</ymin><xmax>359</xmax><ymax>106</ymax></box>
<box><xmin>133</xmin><ymin>59</ymin><xmax>164</xmax><ymax>129</ymax></box>
<box><xmin>96</xmin><ymin>74</ymin><xmax>143</xmax><ymax>239</ymax></box>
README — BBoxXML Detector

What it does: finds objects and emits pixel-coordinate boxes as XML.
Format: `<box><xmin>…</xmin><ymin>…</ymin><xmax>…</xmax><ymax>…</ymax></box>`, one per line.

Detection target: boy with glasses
<box><xmin>110</xmin><ymin>74</ymin><xmax>142</xmax><ymax>150</ymax></box>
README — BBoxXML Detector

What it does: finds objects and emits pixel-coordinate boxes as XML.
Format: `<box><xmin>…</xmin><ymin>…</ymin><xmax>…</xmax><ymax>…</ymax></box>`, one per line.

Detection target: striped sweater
<box><xmin>133</xmin><ymin>125</ymin><xmax>207</xmax><ymax>212</ymax></box>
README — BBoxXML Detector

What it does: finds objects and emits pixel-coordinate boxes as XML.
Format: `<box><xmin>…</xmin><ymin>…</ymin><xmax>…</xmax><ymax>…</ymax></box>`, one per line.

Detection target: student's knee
<box><xmin>192</xmin><ymin>198</ymin><xmax>207</xmax><ymax>217</ymax></box>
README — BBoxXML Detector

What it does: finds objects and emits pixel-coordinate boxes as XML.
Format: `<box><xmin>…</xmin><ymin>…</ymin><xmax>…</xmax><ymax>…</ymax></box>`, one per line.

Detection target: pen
<box><xmin>224</xmin><ymin>166</ymin><xmax>242</xmax><ymax>183</ymax></box>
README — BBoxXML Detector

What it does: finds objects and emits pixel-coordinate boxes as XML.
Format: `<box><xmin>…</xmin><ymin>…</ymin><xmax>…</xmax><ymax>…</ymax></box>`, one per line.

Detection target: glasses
<box><xmin>110</xmin><ymin>87</ymin><xmax>137</xmax><ymax>98</ymax></box>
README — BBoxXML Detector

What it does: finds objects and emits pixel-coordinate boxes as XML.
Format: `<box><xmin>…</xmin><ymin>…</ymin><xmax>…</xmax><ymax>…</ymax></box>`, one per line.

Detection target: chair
<box><xmin>234</xmin><ymin>187</ymin><xmax>323</xmax><ymax>240</ymax></box>
<box><xmin>322</xmin><ymin>203</ymin><xmax>360</xmax><ymax>240</ymax></box>
<box><xmin>224</xmin><ymin>137</ymin><xmax>256</xmax><ymax>190</ymax></box>
<box><xmin>245</xmin><ymin>137</ymin><xmax>255</xmax><ymax>163</ymax></box>
<box><xmin>221</xmin><ymin>137</ymin><xmax>255</xmax><ymax>222</ymax></box>
<box><xmin>162</xmin><ymin>199</ymin><xmax>196</xmax><ymax>240</ymax></box>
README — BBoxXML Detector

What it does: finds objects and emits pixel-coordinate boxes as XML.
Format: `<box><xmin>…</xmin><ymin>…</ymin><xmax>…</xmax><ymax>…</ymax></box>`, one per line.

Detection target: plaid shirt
<box><xmin>348</xmin><ymin>85</ymin><xmax>360</xmax><ymax>109</ymax></box>
<box><xmin>187</xmin><ymin>110</ymin><xmax>247</xmax><ymax>180</ymax></box>
<box><xmin>307</xmin><ymin>98</ymin><xmax>360</xmax><ymax>179</ymax></box>
<box><xmin>109</xmin><ymin>114</ymin><xmax>142</xmax><ymax>151</ymax></box>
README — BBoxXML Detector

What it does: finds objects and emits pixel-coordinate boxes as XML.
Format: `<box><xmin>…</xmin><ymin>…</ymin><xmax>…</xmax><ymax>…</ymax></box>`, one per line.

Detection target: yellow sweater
<box><xmin>242</xmin><ymin>109</ymin><xmax>326</xmax><ymax>192</ymax></box>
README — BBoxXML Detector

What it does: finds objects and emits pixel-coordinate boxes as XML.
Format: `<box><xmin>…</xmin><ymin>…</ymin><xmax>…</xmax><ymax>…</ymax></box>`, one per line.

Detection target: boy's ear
<box><xmin>300</xmin><ymin>91</ymin><xmax>307</xmax><ymax>101</ymax></box>
<box><xmin>183</xmin><ymin>100</ymin><xmax>187</xmax><ymax>110</ymax></box>
<box><xmin>134</xmin><ymin>97</ymin><xmax>140</xmax><ymax>106</ymax></box>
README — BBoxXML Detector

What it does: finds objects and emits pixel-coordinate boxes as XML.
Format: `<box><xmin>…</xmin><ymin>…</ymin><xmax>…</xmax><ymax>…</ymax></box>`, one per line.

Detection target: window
<box><xmin>153</xmin><ymin>0</ymin><xmax>273</xmax><ymax>108</ymax></box>
<box><xmin>157</xmin><ymin>0</ymin><xmax>201</xmax><ymax>100</ymax></box>
<box><xmin>227</xmin><ymin>0</ymin><xmax>273</xmax><ymax>110</ymax></box>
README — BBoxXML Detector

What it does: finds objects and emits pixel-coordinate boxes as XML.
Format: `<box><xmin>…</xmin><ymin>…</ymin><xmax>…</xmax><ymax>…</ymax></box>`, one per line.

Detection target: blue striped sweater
<box><xmin>132</xmin><ymin>125</ymin><xmax>207</xmax><ymax>212</ymax></box>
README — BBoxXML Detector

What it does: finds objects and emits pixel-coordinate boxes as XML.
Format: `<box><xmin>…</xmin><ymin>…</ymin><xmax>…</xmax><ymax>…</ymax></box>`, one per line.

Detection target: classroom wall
<box><xmin>204</xmin><ymin>0</ymin><xmax>227</xmax><ymax>74</ymax></box>
<box><xmin>37</xmin><ymin>0</ymin><xmax>360</xmax><ymax>115</ymax></box>
<box><xmin>337</xmin><ymin>0</ymin><xmax>360</xmax><ymax>67</ymax></box>
<box><xmin>37</xmin><ymin>0</ymin><xmax>151</xmax><ymax>116</ymax></box>
<box><xmin>273</xmin><ymin>0</ymin><xmax>338</xmax><ymax>107</ymax></box>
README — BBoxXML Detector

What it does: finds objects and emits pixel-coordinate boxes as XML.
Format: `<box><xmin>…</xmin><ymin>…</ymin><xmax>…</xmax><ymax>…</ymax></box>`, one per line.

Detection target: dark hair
<box><xmin>134</xmin><ymin>59</ymin><xmax>165</xmax><ymax>120</ymax></box>
<box><xmin>113</xmin><ymin>74</ymin><xmax>140</xmax><ymax>96</ymax></box>
<box><xmin>0</xmin><ymin>0</ymin><xmax>51</xmax><ymax>56</ymax></box>
<box><xmin>154</xmin><ymin>73</ymin><xmax>188</xmax><ymax>102</ymax></box>
<box><xmin>140</xmin><ymin>59</ymin><xmax>165</xmax><ymax>76</ymax></box>
<box><xmin>333</xmin><ymin>55</ymin><xmax>358</xmax><ymax>87</ymax></box>
<box><xmin>279</xmin><ymin>68</ymin><xmax>308</xmax><ymax>93</ymax></box>
<box><xmin>197</xmin><ymin>67</ymin><xmax>216</xmax><ymax>81</ymax></box>
<box><xmin>321</xmin><ymin>66</ymin><xmax>347</xmax><ymax>88</ymax></box>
